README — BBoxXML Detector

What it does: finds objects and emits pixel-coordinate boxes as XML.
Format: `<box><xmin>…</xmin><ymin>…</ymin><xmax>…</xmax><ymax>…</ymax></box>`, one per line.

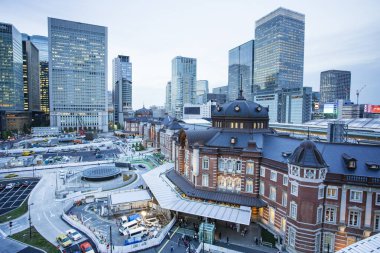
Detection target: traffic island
<box><xmin>11</xmin><ymin>226</ymin><xmax>60</xmax><ymax>253</ymax></box>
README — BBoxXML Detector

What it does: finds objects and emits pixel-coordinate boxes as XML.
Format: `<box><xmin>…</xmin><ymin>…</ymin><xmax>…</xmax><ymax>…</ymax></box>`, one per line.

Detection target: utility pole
<box><xmin>28</xmin><ymin>203</ymin><xmax>34</xmax><ymax>239</ymax></box>
<box><xmin>110</xmin><ymin>225</ymin><xmax>113</xmax><ymax>253</ymax></box>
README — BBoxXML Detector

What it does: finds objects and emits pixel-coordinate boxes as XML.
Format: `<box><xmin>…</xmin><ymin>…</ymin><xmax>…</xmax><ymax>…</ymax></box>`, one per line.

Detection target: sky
<box><xmin>2</xmin><ymin>0</ymin><xmax>380</xmax><ymax>109</ymax></box>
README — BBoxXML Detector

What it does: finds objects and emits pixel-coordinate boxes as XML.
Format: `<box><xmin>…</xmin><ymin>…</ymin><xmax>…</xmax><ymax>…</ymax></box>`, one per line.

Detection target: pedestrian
<box><xmin>167</xmin><ymin>231</ymin><xmax>171</xmax><ymax>239</ymax></box>
<box><xmin>178</xmin><ymin>237</ymin><xmax>181</xmax><ymax>246</ymax></box>
<box><xmin>219</xmin><ymin>231</ymin><xmax>222</xmax><ymax>240</ymax></box>
<box><xmin>227</xmin><ymin>236</ymin><xmax>229</xmax><ymax>245</ymax></box>
<box><xmin>171</xmin><ymin>244</ymin><xmax>174</xmax><ymax>252</ymax></box>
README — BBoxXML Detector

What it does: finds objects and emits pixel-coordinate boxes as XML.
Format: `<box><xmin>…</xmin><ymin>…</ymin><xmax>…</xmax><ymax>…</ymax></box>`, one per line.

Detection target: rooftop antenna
<box><xmin>238</xmin><ymin>74</ymin><xmax>244</xmax><ymax>100</ymax></box>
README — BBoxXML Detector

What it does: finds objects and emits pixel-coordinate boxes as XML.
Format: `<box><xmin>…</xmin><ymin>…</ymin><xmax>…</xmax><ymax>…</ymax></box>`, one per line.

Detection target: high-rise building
<box><xmin>254</xmin><ymin>87</ymin><xmax>312</xmax><ymax>123</ymax></box>
<box><xmin>22</xmin><ymin>37</ymin><xmax>40</xmax><ymax>112</ymax></box>
<box><xmin>320</xmin><ymin>70</ymin><xmax>351</xmax><ymax>104</ymax></box>
<box><xmin>228</xmin><ymin>40</ymin><xmax>254</xmax><ymax>101</ymax></box>
<box><xmin>29</xmin><ymin>35</ymin><xmax>49</xmax><ymax>114</ymax></box>
<box><xmin>212</xmin><ymin>85</ymin><xmax>228</xmax><ymax>96</ymax></box>
<box><xmin>165</xmin><ymin>81</ymin><xmax>171</xmax><ymax>114</ymax></box>
<box><xmin>196</xmin><ymin>80</ymin><xmax>209</xmax><ymax>96</ymax></box>
<box><xmin>0</xmin><ymin>23</ymin><xmax>23</xmax><ymax>111</ymax></box>
<box><xmin>254</xmin><ymin>8</ymin><xmax>305</xmax><ymax>94</ymax></box>
<box><xmin>48</xmin><ymin>18</ymin><xmax>108</xmax><ymax>132</ymax></box>
<box><xmin>112</xmin><ymin>55</ymin><xmax>132</xmax><ymax>125</ymax></box>
<box><xmin>171</xmin><ymin>56</ymin><xmax>197</xmax><ymax>118</ymax></box>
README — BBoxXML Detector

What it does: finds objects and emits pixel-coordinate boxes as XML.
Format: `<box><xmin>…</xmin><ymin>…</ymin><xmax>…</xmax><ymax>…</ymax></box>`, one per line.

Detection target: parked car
<box><xmin>138</xmin><ymin>164</ymin><xmax>146</xmax><ymax>168</ymax></box>
<box><xmin>66</xmin><ymin>229</ymin><xmax>82</xmax><ymax>241</ymax></box>
<box><xmin>56</xmin><ymin>234</ymin><xmax>72</xmax><ymax>248</ymax></box>
<box><xmin>0</xmin><ymin>184</ymin><xmax>5</xmax><ymax>190</ymax></box>
<box><xmin>80</xmin><ymin>242</ymin><xmax>95</xmax><ymax>253</ymax></box>
<box><xmin>22</xmin><ymin>181</ymin><xmax>30</xmax><ymax>187</ymax></box>
<box><xmin>14</xmin><ymin>182</ymin><xmax>22</xmax><ymax>188</ymax></box>
<box><xmin>5</xmin><ymin>183</ymin><xmax>15</xmax><ymax>189</ymax></box>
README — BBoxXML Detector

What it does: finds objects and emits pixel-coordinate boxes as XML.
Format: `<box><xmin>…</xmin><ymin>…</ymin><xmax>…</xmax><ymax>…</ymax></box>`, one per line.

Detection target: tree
<box><xmin>68</xmin><ymin>127</ymin><xmax>74</xmax><ymax>132</ymax></box>
<box><xmin>22</xmin><ymin>123</ymin><xmax>30</xmax><ymax>134</ymax></box>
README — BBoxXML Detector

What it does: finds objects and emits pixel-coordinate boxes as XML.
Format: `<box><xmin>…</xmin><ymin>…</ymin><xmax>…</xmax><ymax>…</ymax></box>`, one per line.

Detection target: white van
<box><xmin>126</xmin><ymin>227</ymin><xmax>148</xmax><ymax>239</ymax></box>
<box><xmin>119</xmin><ymin>220</ymin><xmax>140</xmax><ymax>235</ymax></box>
<box><xmin>120</xmin><ymin>216</ymin><xmax>128</xmax><ymax>225</ymax></box>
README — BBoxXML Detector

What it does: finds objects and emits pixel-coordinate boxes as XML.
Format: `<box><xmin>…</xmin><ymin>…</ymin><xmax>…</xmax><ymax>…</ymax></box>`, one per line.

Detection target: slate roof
<box><xmin>206</xmin><ymin>130</ymin><xmax>267</xmax><ymax>148</ymax></box>
<box><xmin>288</xmin><ymin>140</ymin><xmax>327</xmax><ymax>168</ymax></box>
<box><xmin>185</xmin><ymin>128</ymin><xmax>219</xmax><ymax>146</ymax></box>
<box><xmin>212</xmin><ymin>99</ymin><xmax>268</xmax><ymax>118</ymax></box>
<box><xmin>261</xmin><ymin>134</ymin><xmax>380</xmax><ymax>178</ymax></box>
<box><xmin>167</xmin><ymin>120</ymin><xmax>183</xmax><ymax>130</ymax></box>
<box><xmin>162</xmin><ymin>115</ymin><xmax>174</xmax><ymax>127</ymax></box>
<box><xmin>166</xmin><ymin>169</ymin><xmax>266</xmax><ymax>207</ymax></box>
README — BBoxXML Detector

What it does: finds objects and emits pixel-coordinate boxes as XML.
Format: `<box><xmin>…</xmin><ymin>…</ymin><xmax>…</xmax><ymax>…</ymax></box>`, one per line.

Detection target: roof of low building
<box><xmin>166</xmin><ymin>169</ymin><xmax>266</xmax><ymax>207</ymax></box>
<box><xmin>110</xmin><ymin>189</ymin><xmax>151</xmax><ymax>205</ymax></box>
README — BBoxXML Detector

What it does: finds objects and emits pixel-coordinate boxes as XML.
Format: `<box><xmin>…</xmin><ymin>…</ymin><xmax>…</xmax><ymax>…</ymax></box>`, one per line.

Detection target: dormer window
<box><xmin>230</xmin><ymin>137</ymin><xmax>237</xmax><ymax>144</ymax></box>
<box><xmin>342</xmin><ymin>153</ymin><xmax>357</xmax><ymax>170</ymax></box>
<box><xmin>348</xmin><ymin>160</ymin><xmax>356</xmax><ymax>169</ymax></box>
<box><xmin>366</xmin><ymin>162</ymin><xmax>380</xmax><ymax>170</ymax></box>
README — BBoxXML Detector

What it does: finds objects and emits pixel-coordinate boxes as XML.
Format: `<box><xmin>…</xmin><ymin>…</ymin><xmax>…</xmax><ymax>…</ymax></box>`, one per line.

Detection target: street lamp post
<box><xmin>28</xmin><ymin>203</ymin><xmax>34</xmax><ymax>239</ymax></box>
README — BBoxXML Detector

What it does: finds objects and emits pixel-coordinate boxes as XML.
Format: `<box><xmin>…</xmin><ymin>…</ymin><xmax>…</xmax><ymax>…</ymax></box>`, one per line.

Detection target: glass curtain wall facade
<box><xmin>48</xmin><ymin>18</ymin><xmax>108</xmax><ymax>132</ymax></box>
<box><xmin>171</xmin><ymin>56</ymin><xmax>197</xmax><ymax>118</ymax></box>
<box><xmin>165</xmin><ymin>81</ymin><xmax>171</xmax><ymax>114</ymax></box>
<box><xmin>228</xmin><ymin>40</ymin><xmax>254</xmax><ymax>101</ymax></box>
<box><xmin>0</xmin><ymin>23</ymin><xmax>23</xmax><ymax>111</ymax></box>
<box><xmin>112</xmin><ymin>55</ymin><xmax>132</xmax><ymax>125</ymax></box>
<box><xmin>320</xmin><ymin>70</ymin><xmax>351</xmax><ymax>104</ymax></box>
<box><xmin>254</xmin><ymin>8</ymin><xmax>305</xmax><ymax>94</ymax></box>
<box><xmin>22</xmin><ymin>39</ymin><xmax>40</xmax><ymax>111</ymax></box>
<box><xmin>196</xmin><ymin>80</ymin><xmax>209</xmax><ymax>96</ymax></box>
<box><xmin>29</xmin><ymin>35</ymin><xmax>49</xmax><ymax>114</ymax></box>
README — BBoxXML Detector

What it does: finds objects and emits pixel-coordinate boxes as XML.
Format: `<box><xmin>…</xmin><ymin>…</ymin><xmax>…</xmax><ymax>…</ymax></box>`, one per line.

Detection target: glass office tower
<box><xmin>254</xmin><ymin>8</ymin><xmax>305</xmax><ymax>94</ymax></box>
<box><xmin>165</xmin><ymin>81</ymin><xmax>171</xmax><ymax>114</ymax></box>
<box><xmin>22</xmin><ymin>39</ymin><xmax>40</xmax><ymax>111</ymax></box>
<box><xmin>0</xmin><ymin>23</ymin><xmax>23</xmax><ymax>111</ymax></box>
<box><xmin>228</xmin><ymin>40</ymin><xmax>254</xmax><ymax>101</ymax></box>
<box><xmin>112</xmin><ymin>55</ymin><xmax>132</xmax><ymax>125</ymax></box>
<box><xmin>320</xmin><ymin>70</ymin><xmax>351</xmax><ymax>104</ymax></box>
<box><xmin>29</xmin><ymin>35</ymin><xmax>49</xmax><ymax>114</ymax></box>
<box><xmin>48</xmin><ymin>18</ymin><xmax>108</xmax><ymax>132</ymax></box>
<box><xmin>171</xmin><ymin>56</ymin><xmax>197</xmax><ymax>118</ymax></box>
<box><xmin>196</xmin><ymin>80</ymin><xmax>209</xmax><ymax>96</ymax></box>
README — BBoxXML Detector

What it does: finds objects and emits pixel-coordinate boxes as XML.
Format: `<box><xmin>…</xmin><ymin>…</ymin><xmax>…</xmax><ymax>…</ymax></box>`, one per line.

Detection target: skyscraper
<box><xmin>320</xmin><ymin>70</ymin><xmax>351</xmax><ymax>104</ymax></box>
<box><xmin>165</xmin><ymin>81</ymin><xmax>171</xmax><ymax>114</ymax></box>
<box><xmin>254</xmin><ymin>8</ymin><xmax>305</xmax><ymax>94</ymax></box>
<box><xmin>22</xmin><ymin>36</ymin><xmax>40</xmax><ymax>112</ymax></box>
<box><xmin>48</xmin><ymin>18</ymin><xmax>108</xmax><ymax>132</ymax></box>
<box><xmin>29</xmin><ymin>35</ymin><xmax>49</xmax><ymax>114</ymax></box>
<box><xmin>171</xmin><ymin>56</ymin><xmax>197</xmax><ymax>118</ymax></box>
<box><xmin>0</xmin><ymin>23</ymin><xmax>23</xmax><ymax>111</ymax></box>
<box><xmin>196</xmin><ymin>80</ymin><xmax>209</xmax><ymax>96</ymax></box>
<box><xmin>228</xmin><ymin>40</ymin><xmax>254</xmax><ymax>101</ymax></box>
<box><xmin>112</xmin><ymin>55</ymin><xmax>132</xmax><ymax>125</ymax></box>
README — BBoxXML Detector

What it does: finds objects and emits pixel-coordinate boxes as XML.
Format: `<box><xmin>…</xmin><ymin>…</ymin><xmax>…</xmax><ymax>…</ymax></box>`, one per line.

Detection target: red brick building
<box><xmin>166</xmin><ymin>94</ymin><xmax>380</xmax><ymax>252</ymax></box>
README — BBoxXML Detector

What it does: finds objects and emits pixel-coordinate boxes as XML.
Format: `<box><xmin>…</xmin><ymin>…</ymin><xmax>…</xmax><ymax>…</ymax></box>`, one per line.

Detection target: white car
<box><xmin>5</xmin><ymin>183</ymin><xmax>15</xmax><ymax>189</ymax></box>
<box><xmin>66</xmin><ymin>229</ymin><xmax>82</xmax><ymax>241</ymax></box>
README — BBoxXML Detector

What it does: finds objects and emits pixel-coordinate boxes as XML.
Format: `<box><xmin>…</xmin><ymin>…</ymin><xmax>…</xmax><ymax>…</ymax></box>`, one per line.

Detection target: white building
<box><xmin>48</xmin><ymin>18</ymin><xmax>108</xmax><ymax>132</ymax></box>
<box><xmin>183</xmin><ymin>101</ymin><xmax>216</xmax><ymax>120</ymax></box>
